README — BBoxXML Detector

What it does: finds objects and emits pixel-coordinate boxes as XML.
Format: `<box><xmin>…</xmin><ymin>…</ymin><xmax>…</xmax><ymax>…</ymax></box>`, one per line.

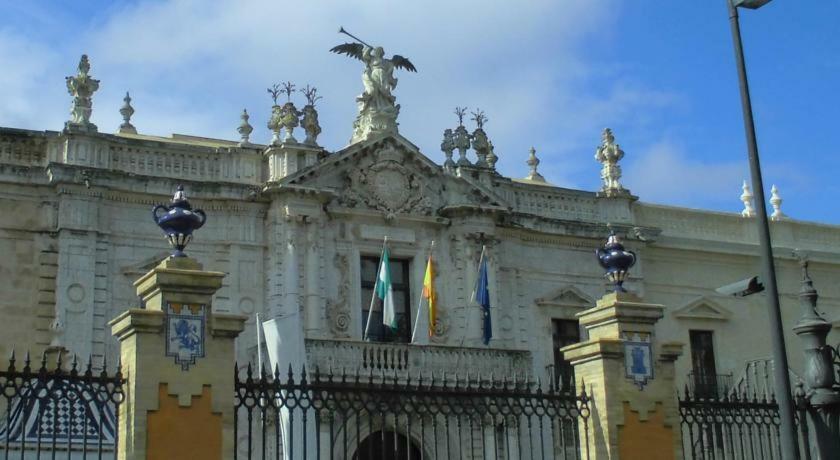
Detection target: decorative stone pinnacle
<box><xmin>486</xmin><ymin>141</ymin><xmax>498</xmax><ymax>170</ymax></box>
<box><xmin>300</xmin><ymin>85</ymin><xmax>322</xmax><ymax>146</ymax></box>
<box><xmin>740</xmin><ymin>180</ymin><xmax>756</xmax><ymax>217</ymax></box>
<box><xmin>65</xmin><ymin>54</ymin><xmax>100</xmax><ymax>132</ymax></box>
<box><xmin>525</xmin><ymin>147</ymin><xmax>545</xmax><ymax>182</ymax></box>
<box><xmin>596</xmin><ymin>230</ymin><xmax>636</xmax><ymax>293</ymax></box>
<box><xmin>441</xmin><ymin>128</ymin><xmax>456</xmax><ymax>171</ymax></box>
<box><xmin>594</xmin><ymin>128</ymin><xmax>626</xmax><ymax>196</ymax></box>
<box><xmin>152</xmin><ymin>185</ymin><xmax>207</xmax><ymax>258</ymax></box>
<box><xmin>118</xmin><ymin>92</ymin><xmax>137</xmax><ymax>134</ymax></box>
<box><xmin>770</xmin><ymin>184</ymin><xmax>785</xmax><ymax>221</ymax></box>
<box><xmin>471</xmin><ymin>114</ymin><xmax>490</xmax><ymax>168</ymax></box>
<box><xmin>238</xmin><ymin>109</ymin><xmax>253</xmax><ymax>146</ymax></box>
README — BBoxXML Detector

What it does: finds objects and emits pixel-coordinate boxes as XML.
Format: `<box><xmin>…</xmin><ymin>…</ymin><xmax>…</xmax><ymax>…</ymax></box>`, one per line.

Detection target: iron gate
<box><xmin>234</xmin><ymin>364</ymin><xmax>591</xmax><ymax>459</ymax></box>
<box><xmin>0</xmin><ymin>352</ymin><xmax>124</xmax><ymax>459</ymax></box>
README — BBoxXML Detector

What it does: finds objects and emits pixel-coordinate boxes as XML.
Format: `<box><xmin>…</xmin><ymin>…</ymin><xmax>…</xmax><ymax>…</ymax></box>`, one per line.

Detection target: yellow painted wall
<box><xmin>618</xmin><ymin>402</ymin><xmax>675</xmax><ymax>460</ymax></box>
<box><xmin>147</xmin><ymin>383</ymin><xmax>222</xmax><ymax>460</ymax></box>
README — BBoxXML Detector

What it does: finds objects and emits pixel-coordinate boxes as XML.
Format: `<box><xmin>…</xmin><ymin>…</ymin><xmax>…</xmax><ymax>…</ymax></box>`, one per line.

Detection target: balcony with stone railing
<box><xmin>304</xmin><ymin>338</ymin><xmax>533</xmax><ymax>379</ymax></box>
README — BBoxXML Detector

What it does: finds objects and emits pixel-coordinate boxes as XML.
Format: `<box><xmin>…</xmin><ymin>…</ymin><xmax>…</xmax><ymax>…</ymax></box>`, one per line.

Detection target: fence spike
<box><xmin>39</xmin><ymin>350</ymin><xmax>48</xmax><ymax>372</ymax></box>
<box><xmin>287</xmin><ymin>363</ymin><xmax>294</xmax><ymax>383</ymax></box>
<box><xmin>85</xmin><ymin>354</ymin><xmax>93</xmax><ymax>375</ymax></box>
<box><xmin>71</xmin><ymin>353</ymin><xmax>79</xmax><ymax>372</ymax></box>
<box><xmin>23</xmin><ymin>350</ymin><xmax>31</xmax><ymax>373</ymax></box>
<box><xmin>274</xmin><ymin>363</ymin><xmax>280</xmax><ymax>380</ymax></box>
<box><xmin>55</xmin><ymin>349</ymin><xmax>63</xmax><ymax>369</ymax></box>
<box><xmin>300</xmin><ymin>365</ymin><xmax>308</xmax><ymax>384</ymax></box>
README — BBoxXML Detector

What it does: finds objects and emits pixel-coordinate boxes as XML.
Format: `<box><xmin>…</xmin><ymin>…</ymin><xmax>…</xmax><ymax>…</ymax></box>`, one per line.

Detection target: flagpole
<box><xmin>461</xmin><ymin>245</ymin><xmax>486</xmax><ymax>347</ymax></box>
<box><xmin>256</xmin><ymin>312</ymin><xmax>263</xmax><ymax>371</ymax></box>
<box><xmin>411</xmin><ymin>240</ymin><xmax>435</xmax><ymax>344</ymax></box>
<box><xmin>363</xmin><ymin>236</ymin><xmax>388</xmax><ymax>341</ymax></box>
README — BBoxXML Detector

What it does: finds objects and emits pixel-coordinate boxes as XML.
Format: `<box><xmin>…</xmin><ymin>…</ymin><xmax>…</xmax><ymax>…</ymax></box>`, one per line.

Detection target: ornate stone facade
<box><xmin>1</xmin><ymin>55</ymin><xmax>839</xmax><ymax>393</ymax></box>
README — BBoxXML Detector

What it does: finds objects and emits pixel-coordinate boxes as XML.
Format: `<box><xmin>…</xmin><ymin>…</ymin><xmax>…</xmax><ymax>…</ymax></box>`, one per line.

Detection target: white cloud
<box><xmin>623</xmin><ymin>139</ymin><xmax>748</xmax><ymax>210</ymax></box>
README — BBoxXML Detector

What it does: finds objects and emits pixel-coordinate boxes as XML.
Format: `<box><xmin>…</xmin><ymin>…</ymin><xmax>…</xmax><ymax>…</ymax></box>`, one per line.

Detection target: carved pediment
<box><xmin>673</xmin><ymin>297</ymin><xmax>732</xmax><ymax>322</ymax></box>
<box><xmin>535</xmin><ymin>285</ymin><xmax>594</xmax><ymax>308</ymax></box>
<box><xmin>284</xmin><ymin>135</ymin><xmax>502</xmax><ymax>217</ymax></box>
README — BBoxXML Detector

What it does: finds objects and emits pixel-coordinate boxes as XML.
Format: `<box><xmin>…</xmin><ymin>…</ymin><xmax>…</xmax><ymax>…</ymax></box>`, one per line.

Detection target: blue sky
<box><xmin>1</xmin><ymin>0</ymin><xmax>838</xmax><ymax>224</ymax></box>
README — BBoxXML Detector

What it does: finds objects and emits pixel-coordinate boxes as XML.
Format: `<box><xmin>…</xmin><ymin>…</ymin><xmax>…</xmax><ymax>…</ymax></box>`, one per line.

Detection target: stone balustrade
<box><xmin>305</xmin><ymin>338</ymin><xmax>532</xmax><ymax>378</ymax></box>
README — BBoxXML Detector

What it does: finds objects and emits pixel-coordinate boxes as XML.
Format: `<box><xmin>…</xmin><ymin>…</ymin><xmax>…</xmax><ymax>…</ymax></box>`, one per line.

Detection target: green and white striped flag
<box><xmin>372</xmin><ymin>246</ymin><xmax>397</xmax><ymax>333</ymax></box>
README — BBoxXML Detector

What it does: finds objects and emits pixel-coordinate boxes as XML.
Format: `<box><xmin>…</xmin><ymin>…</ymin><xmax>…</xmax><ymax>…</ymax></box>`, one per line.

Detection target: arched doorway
<box><xmin>352</xmin><ymin>430</ymin><xmax>422</xmax><ymax>460</ymax></box>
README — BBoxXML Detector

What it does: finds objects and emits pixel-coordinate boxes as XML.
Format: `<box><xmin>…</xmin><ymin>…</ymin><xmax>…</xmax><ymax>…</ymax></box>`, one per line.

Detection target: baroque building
<box><xmin>1</xmin><ymin>52</ymin><xmax>839</xmax><ymax>406</ymax></box>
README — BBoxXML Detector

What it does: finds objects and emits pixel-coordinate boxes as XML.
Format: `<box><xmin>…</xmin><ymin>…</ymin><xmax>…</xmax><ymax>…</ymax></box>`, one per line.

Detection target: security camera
<box><xmin>715</xmin><ymin>276</ymin><xmax>764</xmax><ymax>297</ymax></box>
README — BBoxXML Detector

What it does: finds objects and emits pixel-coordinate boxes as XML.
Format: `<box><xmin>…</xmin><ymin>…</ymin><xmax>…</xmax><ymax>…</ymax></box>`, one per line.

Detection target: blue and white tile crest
<box><xmin>623</xmin><ymin>331</ymin><xmax>653</xmax><ymax>390</ymax></box>
<box><xmin>165</xmin><ymin>302</ymin><xmax>206</xmax><ymax>371</ymax></box>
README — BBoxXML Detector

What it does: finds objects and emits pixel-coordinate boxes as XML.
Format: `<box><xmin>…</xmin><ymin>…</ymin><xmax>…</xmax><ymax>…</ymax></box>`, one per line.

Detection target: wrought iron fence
<box><xmin>234</xmin><ymin>364</ymin><xmax>591</xmax><ymax>459</ymax></box>
<box><xmin>0</xmin><ymin>352</ymin><xmax>124</xmax><ymax>459</ymax></box>
<box><xmin>678</xmin><ymin>384</ymin><xmax>809</xmax><ymax>460</ymax></box>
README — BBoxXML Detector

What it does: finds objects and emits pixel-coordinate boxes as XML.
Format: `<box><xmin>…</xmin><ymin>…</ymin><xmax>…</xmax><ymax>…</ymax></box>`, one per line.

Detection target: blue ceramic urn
<box><xmin>152</xmin><ymin>185</ymin><xmax>206</xmax><ymax>257</ymax></box>
<box><xmin>596</xmin><ymin>231</ymin><xmax>636</xmax><ymax>292</ymax></box>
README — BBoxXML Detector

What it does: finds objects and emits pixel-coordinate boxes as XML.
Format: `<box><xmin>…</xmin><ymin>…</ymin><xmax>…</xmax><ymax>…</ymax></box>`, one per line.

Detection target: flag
<box><xmin>423</xmin><ymin>255</ymin><xmax>436</xmax><ymax>337</ymax></box>
<box><xmin>472</xmin><ymin>247</ymin><xmax>491</xmax><ymax>345</ymax></box>
<box><xmin>373</xmin><ymin>246</ymin><xmax>397</xmax><ymax>332</ymax></box>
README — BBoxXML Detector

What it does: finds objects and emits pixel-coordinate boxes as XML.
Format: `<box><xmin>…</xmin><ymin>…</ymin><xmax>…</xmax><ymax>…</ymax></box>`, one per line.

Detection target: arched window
<box><xmin>352</xmin><ymin>430</ymin><xmax>421</xmax><ymax>460</ymax></box>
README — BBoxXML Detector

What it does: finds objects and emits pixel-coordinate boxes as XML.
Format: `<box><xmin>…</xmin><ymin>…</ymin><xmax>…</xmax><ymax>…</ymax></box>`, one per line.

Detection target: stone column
<box><xmin>109</xmin><ymin>256</ymin><xmax>246</xmax><ymax>460</ymax></box>
<box><xmin>561</xmin><ymin>291</ymin><xmax>684</xmax><ymax>460</ymax></box>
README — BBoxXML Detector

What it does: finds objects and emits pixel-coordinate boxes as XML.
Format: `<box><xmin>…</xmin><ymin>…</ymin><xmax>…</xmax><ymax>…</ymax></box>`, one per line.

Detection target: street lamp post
<box><xmin>726</xmin><ymin>0</ymin><xmax>800</xmax><ymax>458</ymax></box>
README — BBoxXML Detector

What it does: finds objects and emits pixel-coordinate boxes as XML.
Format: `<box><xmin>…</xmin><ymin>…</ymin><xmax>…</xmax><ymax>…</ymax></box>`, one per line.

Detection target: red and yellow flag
<box><xmin>422</xmin><ymin>255</ymin><xmax>435</xmax><ymax>336</ymax></box>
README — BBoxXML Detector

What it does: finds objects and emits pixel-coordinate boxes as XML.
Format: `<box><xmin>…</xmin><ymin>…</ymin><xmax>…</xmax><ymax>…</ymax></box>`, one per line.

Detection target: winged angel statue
<box><xmin>331</xmin><ymin>28</ymin><xmax>417</xmax><ymax>141</ymax></box>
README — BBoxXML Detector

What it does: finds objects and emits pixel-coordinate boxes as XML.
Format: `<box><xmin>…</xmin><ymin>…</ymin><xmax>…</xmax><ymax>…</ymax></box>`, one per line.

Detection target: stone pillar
<box><xmin>109</xmin><ymin>256</ymin><xmax>246</xmax><ymax>460</ymax></box>
<box><xmin>561</xmin><ymin>291</ymin><xmax>684</xmax><ymax>460</ymax></box>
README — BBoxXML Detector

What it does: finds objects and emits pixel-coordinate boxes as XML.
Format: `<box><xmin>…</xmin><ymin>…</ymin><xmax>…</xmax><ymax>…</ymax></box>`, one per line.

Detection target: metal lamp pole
<box><xmin>726</xmin><ymin>0</ymin><xmax>800</xmax><ymax>458</ymax></box>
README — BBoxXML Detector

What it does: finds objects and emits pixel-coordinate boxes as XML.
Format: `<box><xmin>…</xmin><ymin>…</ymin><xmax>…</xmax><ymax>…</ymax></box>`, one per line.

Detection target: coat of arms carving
<box><xmin>339</xmin><ymin>147</ymin><xmax>434</xmax><ymax>216</ymax></box>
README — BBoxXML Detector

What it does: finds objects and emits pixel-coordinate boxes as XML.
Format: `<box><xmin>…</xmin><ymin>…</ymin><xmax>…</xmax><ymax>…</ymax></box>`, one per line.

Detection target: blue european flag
<box><xmin>473</xmin><ymin>248</ymin><xmax>491</xmax><ymax>345</ymax></box>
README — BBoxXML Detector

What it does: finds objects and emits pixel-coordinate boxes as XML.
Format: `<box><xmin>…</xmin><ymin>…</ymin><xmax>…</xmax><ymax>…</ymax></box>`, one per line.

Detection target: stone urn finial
<box><xmin>65</xmin><ymin>54</ymin><xmax>101</xmax><ymax>132</ymax></box>
<box><xmin>770</xmin><ymin>184</ymin><xmax>786</xmax><ymax>221</ymax></box>
<box><xmin>594</xmin><ymin>128</ymin><xmax>627</xmax><ymax>196</ymax></box>
<box><xmin>237</xmin><ymin>108</ymin><xmax>253</xmax><ymax>146</ymax></box>
<box><xmin>596</xmin><ymin>230</ymin><xmax>636</xmax><ymax>292</ymax></box>
<box><xmin>118</xmin><ymin>92</ymin><xmax>137</xmax><ymax>134</ymax></box>
<box><xmin>152</xmin><ymin>186</ymin><xmax>207</xmax><ymax>257</ymax></box>
<box><xmin>525</xmin><ymin>147</ymin><xmax>545</xmax><ymax>182</ymax></box>
<box><xmin>740</xmin><ymin>180</ymin><xmax>756</xmax><ymax>217</ymax></box>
